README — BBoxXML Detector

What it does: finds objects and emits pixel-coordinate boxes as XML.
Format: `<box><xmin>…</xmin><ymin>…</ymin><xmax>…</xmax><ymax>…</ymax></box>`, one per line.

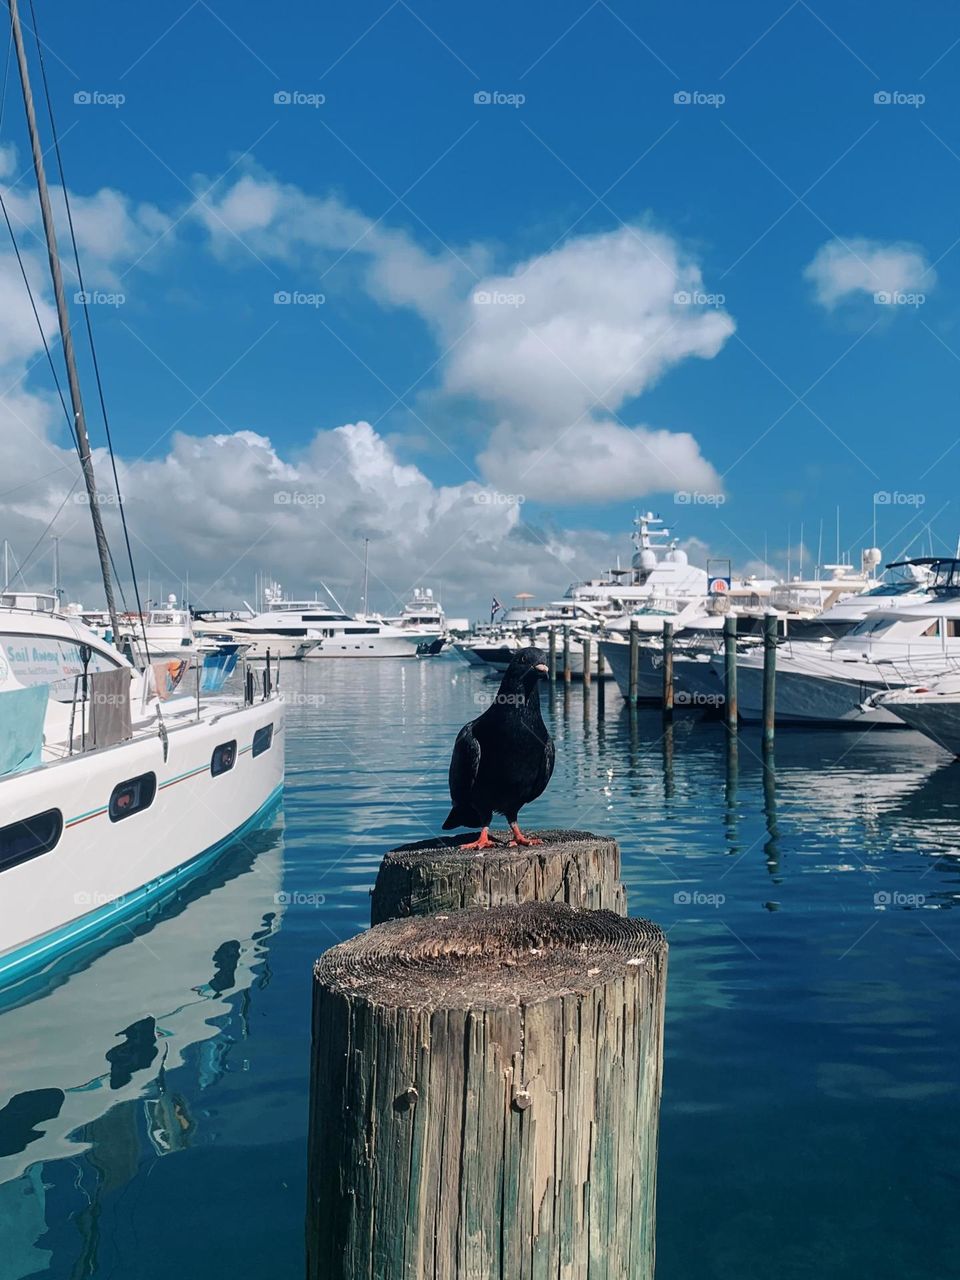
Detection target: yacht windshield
<box><xmin>861</xmin><ymin>581</ymin><xmax>918</xmax><ymax>598</ymax></box>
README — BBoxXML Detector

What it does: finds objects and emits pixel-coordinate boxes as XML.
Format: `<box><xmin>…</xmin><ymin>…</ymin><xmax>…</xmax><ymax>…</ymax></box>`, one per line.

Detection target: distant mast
<box><xmin>8</xmin><ymin>0</ymin><xmax>120</xmax><ymax>639</ymax></box>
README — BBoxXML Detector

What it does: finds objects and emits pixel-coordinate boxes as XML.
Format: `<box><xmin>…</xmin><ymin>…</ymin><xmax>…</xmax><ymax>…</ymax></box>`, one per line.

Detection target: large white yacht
<box><xmin>382</xmin><ymin>586</ymin><xmax>467</xmax><ymax>638</ymax></box>
<box><xmin>114</xmin><ymin>594</ymin><xmax>197</xmax><ymax>662</ymax></box>
<box><xmin>725</xmin><ymin>558</ymin><xmax>960</xmax><ymax>726</ymax></box>
<box><xmin>213</xmin><ymin>585</ymin><xmax>429</xmax><ymax>659</ymax></box>
<box><xmin>598</xmin><ymin>556</ymin><xmax>937</xmax><ymax>707</ymax></box>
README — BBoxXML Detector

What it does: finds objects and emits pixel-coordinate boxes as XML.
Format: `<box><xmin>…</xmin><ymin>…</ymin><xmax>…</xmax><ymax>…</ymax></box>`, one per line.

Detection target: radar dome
<box><xmin>665</xmin><ymin>547</ymin><xmax>688</xmax><ymax>565</ymax></box>
<box><xmin>633</xmin><ymin>549</ymin><xmax>658</xmax><ymax>572</ymax></box>
<box><xmin>862</xmin><ymin>547</ymin><xmax>882</xmax><ymax>569</ymax></box>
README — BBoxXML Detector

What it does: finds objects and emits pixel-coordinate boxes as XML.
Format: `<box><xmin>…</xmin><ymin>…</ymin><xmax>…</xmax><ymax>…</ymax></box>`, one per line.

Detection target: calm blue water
<box><xmin>2</xmin><ymin>657</ymin><xmax>960</xmax><ymax>1279</ymax></box>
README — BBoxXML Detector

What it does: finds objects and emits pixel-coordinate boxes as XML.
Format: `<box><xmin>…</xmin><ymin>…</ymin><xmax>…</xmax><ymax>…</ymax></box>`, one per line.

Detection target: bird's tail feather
<box><xmin>442</xmin><ymin>806</ymin><xmax>466</xmax><ymax>830</ymax></box>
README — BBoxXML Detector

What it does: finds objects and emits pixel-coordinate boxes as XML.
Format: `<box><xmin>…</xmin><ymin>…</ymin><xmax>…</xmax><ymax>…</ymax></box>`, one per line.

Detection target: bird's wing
<box><xmin>448</xmin><ymin>720</ymin><xmax>482</xmax><ymax>809</ymax></box>
<box><xmin>527</xmin><ymin>730</ymin><xmax>555</xmax><ymax>804</ymax></box>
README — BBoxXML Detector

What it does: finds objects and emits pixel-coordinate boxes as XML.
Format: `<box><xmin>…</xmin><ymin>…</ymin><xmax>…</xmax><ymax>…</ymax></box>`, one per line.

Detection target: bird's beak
<box><xmin>534</xmin><ymin>662</ymin><xmax>548</xmax><ymax>673</ymax></box>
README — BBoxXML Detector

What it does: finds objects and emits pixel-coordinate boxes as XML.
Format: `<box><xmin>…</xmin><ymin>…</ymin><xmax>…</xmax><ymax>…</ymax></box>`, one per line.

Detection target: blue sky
<box><xmin>3</xmin><ymin>0</ymin><xmax>960</xmax><ymax>610</ymax></box>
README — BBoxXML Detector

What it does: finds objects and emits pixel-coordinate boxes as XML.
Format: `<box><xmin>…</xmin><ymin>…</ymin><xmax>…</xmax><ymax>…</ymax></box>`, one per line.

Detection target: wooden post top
<box><xmin>315</xmin><ymin>900</ymin><xmax>666</xmax><ymax>1012</ymax></box>
<box><xmin>383</xmin><ymin>828</ymin><xmax>616</xmax><ymax>868</ymax></box>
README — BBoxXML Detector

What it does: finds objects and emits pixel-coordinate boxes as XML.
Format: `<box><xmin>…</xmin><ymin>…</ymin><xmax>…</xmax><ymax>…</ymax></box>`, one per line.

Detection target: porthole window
<box><xmin>109</xmin><ymin>773</ymin><xmax>157</xmax><ymax>823</ymax></box>
<box><xmin>252</xmin><ymin>724</ymin><xmax>274</xmax><ymax>758</ymax></box>
<box><xmin>211</xmin><ymin>741</ymin><xmax>237</xmax><ymax>777</ymax></box>
<box><xmin>0</xmin><ymin>809</ymin><xmax>63</xmax><ymax>872</ymax></box>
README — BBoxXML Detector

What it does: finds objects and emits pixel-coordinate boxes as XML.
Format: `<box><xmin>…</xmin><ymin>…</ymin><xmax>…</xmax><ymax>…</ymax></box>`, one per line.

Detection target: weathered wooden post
<box><xmin>723</xmin><ymin>613</ymin><xmax>737</xmax><ymax>732</ymax></box>
<box><xmin>597</xmin><ymin>643</ymin><xmax>605</xmax><ymax>717</ymax></box>
<box><xmin>548</xmin><ymin>626</ymin><xmax>557</xmax><ymax>682</ymax></box>
<box><xmin>307</xmin><ymin>903</ymin><xmax>667</xmax><ymax>1280</ymax></box>
<box><xmin>582</xmin><ymin>635</ymin><xmax>591</xmax><ymax>687</ymax></box>
<box><xmin>662</xmin><ymin>620</ymin><xmax>674</xmax><ymax>721</ymax></box>
<box><xmin>762</xmin><ymin>612</ymin><xmax>777</xmax><ymax>752</ymax></box>
<box><xmin>371</xmin><ymin>830</ymin><xmax>627</xmax><ymax>925</ymax></box>
<box><xmin>562</xmin><ymin>626</ymin><xmax>571</xmax><ymax>684</ymax></box>
<box><xmin>628</xmin><ymin>620</ymin><xmax>639</xmax><ymax>707</ymax></box>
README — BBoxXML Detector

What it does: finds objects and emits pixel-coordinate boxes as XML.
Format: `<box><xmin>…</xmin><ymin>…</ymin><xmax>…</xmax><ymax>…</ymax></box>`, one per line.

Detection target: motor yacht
<box><xmin>722</xmin><ymin>558</ymin><xmax>960</xmax><ymax>726</ymax></box>
<box><xmin>881</xmin><ymin>671</ymin><xmax>960</xmax><ymax>756</ymax></box>
<box><xmin>214</xmin><ymin>585</ymin><xmax>429</xmax><ymax>659</ymax></box>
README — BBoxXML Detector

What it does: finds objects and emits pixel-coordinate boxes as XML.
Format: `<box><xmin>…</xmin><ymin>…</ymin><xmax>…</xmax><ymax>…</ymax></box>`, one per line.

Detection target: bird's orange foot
<box><xmin>462</xmin><ymin>827</ymin><xmax>497</xmax><ymax>851</ymax></box>
<box><xmin>508</xmin><ymin>825</ymin><xmax>543</xmax><ymax>847</ymax></box>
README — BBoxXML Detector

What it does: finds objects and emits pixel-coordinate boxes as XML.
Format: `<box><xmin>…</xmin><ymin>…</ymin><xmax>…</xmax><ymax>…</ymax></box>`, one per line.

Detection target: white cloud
<box><xmin>0</xmin><ymin>144</ymin><xmax>173</xmax><ymax>289</ymax></box>
<box><xmin>190</xmin><ymin>178</ymin><xmax>732</xmax><ymax>504</ymax></box>
<box><xmin>446</xmin><ymin>227</ymin><xmax>732</xmax><ymax>419</ymax></box>
<box><xmin>804</xmin><ymin>237</ymin><xmax>934</xmax><ymax>308</ymax></box>
<box><xmin>479</xmin><ymin>418</ymin><xmax>721</xmax><ymax>504</ymax></box>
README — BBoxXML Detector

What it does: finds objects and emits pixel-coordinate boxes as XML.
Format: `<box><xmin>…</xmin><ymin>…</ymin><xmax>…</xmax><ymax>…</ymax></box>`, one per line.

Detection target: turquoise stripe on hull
<box><xmin>0</xmin><ymin>785</ymin><xmax>284</xmax><ymax>998</ymax></box>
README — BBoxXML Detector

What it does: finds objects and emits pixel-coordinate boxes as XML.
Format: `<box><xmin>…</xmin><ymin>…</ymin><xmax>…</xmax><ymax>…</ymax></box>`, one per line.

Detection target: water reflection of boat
<box><xmin>0</xmin><ymin>812</ymin><xmax>284</xmax><ymax>1275</ymax></box>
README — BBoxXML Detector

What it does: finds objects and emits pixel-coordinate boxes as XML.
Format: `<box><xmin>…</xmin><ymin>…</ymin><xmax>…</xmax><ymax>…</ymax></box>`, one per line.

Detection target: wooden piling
<box><xmin>307</xmin><ymin>902</ymin><xmax>667</xmax><ymax>1280</ymax></box>
<box><xmin>723</xmin><ymin>613</ymin><xmax>738</xmax><ymax>732</ymax></box>
<box><xmin>662</xmin><ymin>620</ymin><xmax>674</xmax><ymax>721</ymax></box>
<box><xmin>548</xmin><ymin>627</ymin><xmax>557</xmax><ymax>682</ymax></box>
<box><xmin>597</xmin><ymin>644</ymin><xmax>605</xmax><ymax>717</ymax></box>
<box><xmin>762</xmin><ymin>612</ymin><xmax>777</xmax><ymax>752</ymax></box>
<box><xmin>370</xmin><ymin>830</ymin><xmax>628</xmax><ymax>925</ymax></box>
<box><xmin>562</xmin><ymin>626</ymin><xmax>571</xmax><ymax>684</ymax></box>
<box><xmin>582</xmin><ymin>635</ymin><xmax>591</xmax><ymax>687</ymax></box>
<box><xmin>628</xmin><ymin>620</ymin><xmax>639</xmax><ymax>707</ymax></box>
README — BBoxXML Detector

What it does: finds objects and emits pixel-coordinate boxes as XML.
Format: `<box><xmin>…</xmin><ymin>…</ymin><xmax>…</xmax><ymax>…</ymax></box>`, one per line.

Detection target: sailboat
<box><xmin>0</xmin><ymin>0</ymin><xmax>284</xmax><ymax>994</ymax></box>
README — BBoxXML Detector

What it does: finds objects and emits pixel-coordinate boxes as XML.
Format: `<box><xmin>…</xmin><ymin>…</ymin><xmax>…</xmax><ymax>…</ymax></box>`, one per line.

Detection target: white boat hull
<box><xmin>723</xmin><ymin>651</ymin><xmax>902</xmax><ymax>725</ymax></box>
<box><xmin>0</xmin><ymin>695</ymin><xmax>284</xmax><ymax>992</ymax></box>
<box><xmin>304</xmin><ymin>634</ymin><xmax>424</xmax><ymax>658</ymax></box>
<box><xmin>600</xmin><ymin>639</ymin><xmax>724</xmax><ymax>706</ymax></box>
<box><xmin>882</xmin><ymin>692</ymin><xmax>960</xmax><ymax>756</ymax></box>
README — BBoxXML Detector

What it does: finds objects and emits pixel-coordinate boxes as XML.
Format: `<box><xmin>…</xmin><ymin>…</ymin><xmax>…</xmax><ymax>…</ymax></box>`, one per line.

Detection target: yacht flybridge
<box><xmin>0</xmin><ymin>0</ymin><xmax>283</xmax><ymax>995</ymax></box>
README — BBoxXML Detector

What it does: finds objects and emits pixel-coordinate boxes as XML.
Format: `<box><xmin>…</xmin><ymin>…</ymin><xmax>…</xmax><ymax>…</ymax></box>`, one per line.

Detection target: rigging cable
<box><xmin>27</xmin><ymin>0</ymin><xmax>150</xmax><ymax>660</ymax></box>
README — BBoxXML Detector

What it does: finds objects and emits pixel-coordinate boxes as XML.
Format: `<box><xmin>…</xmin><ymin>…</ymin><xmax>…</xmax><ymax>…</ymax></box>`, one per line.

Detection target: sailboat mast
<box><xmin>361</xmin><ymin>537</ymin><xmax>369</xmax><ymax>616</ymax></box>
<box><xmin>7</xmin><ymin>0</ymin><xmax>120</xmax><ymax>641</ymax></box>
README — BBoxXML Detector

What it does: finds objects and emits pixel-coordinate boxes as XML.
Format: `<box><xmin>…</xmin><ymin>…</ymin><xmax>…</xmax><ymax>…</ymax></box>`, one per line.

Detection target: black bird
<box><xmin>443</xmin><ymin>645</ymin><xmax>555</xmax><ymax>850</ymax></box>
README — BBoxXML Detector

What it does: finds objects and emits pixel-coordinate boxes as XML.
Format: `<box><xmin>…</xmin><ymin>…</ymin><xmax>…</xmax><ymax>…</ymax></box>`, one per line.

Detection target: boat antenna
<box><xmin>7</xmin><ymin>0</ymin><xmax>120</xmax><ymax>639</ymax></box>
